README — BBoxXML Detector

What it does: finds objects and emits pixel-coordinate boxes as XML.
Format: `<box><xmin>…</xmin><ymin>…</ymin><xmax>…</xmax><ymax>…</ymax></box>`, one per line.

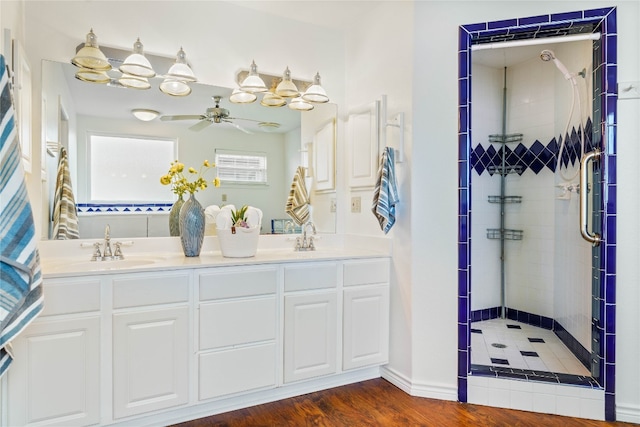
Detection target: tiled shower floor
<box><xmin>471</xmin><ymin>318</ymin><xmax>591</xmax><ymax>377</ymax></box>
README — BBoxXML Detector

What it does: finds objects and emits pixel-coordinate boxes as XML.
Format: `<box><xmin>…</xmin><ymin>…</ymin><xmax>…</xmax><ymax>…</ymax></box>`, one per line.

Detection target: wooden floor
<box><xmin>172</xmin><ymin>378</ymin><xmax>635</xmax><ymax>427</ymax></box>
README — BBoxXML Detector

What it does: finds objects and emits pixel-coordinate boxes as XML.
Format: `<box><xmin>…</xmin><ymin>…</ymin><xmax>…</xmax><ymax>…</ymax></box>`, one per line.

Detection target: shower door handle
<box><xmin>579</xmin><ymin>149</ymin><xmax>601</xmax><ymax>246</ymax></box>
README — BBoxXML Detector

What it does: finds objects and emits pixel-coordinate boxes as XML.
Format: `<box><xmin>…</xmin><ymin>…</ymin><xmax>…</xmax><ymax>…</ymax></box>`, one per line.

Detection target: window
<box><xmin>214</xmin><ymin>150</ymin><xmax>268</xmax><ymax>185</ymax></box>
<box><xmin>89</xmin><ymin>133</ymin><xmax>176</xmax><ymax>202</ymax></box>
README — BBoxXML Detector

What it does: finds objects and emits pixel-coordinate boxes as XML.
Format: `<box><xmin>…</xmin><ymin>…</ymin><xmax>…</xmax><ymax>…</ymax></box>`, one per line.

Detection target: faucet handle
<box><xmin>113</xmin><ymin>242</ymin><xmax>124</xmax><ymax>259</ymax></box>
<box><xmin>91</xmin><ymin>242</ymin><xmax>102</xmax><ymax>261</ymax></box>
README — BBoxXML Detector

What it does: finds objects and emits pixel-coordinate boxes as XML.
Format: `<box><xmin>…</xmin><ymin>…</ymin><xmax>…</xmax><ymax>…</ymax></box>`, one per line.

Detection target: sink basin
<box><xmin>44</xmin><ymin>258</ymin><xmax>158</xmax><ymax>273</ymax></box>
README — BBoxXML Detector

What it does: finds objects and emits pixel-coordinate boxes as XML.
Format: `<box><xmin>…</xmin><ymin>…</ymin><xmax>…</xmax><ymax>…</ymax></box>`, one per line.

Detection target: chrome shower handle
<box><xmin>579</xmin><ymin>149</ymin><xmax>601</xmax><ymax>246</ymax></box>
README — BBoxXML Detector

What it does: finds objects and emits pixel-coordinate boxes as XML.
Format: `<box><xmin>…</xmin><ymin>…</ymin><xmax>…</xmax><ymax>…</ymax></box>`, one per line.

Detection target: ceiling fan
<box><xmin>160</xmin><ymin>95</ymin><xmax>267</xmax><ymax>133</ymax></box>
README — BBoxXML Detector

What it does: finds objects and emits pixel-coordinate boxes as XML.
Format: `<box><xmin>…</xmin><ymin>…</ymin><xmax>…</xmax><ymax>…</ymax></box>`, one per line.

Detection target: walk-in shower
<box><xmin>459</xmin><ymin>8</ymin><xmax>618</xmax><ymax>420</ymax></box>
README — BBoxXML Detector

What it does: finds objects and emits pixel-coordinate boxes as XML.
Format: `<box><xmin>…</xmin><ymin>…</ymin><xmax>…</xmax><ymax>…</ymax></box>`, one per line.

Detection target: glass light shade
<box><xmin>261</xmin><ymin>91</ymin><xmax>286</xmax><ymax>107</ymax></box>
<box><xmin>119</xmin><ymin>38</ymin><xmax>155</xmax><ymax>78</ymax></box>
<box><xmin>131</xmin><ymin>109</ymin><xmax>160</xmax><ymax>121</ymax></box>
<box><xmin>239</xmin><ymin>60</ymin><xmax>267</xmax><ymax>93</ymax></box>
<box><xmin>72</xmin><ymin>29</ymin><xmax>111</xmax><ymax>71</ymax></box>
<box><xmin>165</xmin><ymin>48</ymin><xmax>197</xmax><ymax>82</ymax></box>
<box><xmin>75</xmin><ymin>68</ymin><xmax>110</xmax><ymax>84</ymax></box>
<box><xmin>288</xmin><ymin>96</ymin><xmax>314</xmax><ymax>111</ymax></box>
<box><xmin>275</xmin><ymin>67</ymin><xmax>299</xmax><ymax>98</ymax></box>
<box><xmin>118</xmin><ymin>73</ymin><xmax>151</xmax><ymax>90</ymax></box>
<box><xmin>229</xmin><ymin>88</ymin><xmax>257</xmax><ymax>104</ymax></box>
<box><xmin>302</xmin><ymin>72</ymin><xmax>329</xmax><ymax>103</ymax></box>
<box><xmin>159</xmin><ymin>78</ymin><xmax>192</xmax><ymax>96</ymax></box>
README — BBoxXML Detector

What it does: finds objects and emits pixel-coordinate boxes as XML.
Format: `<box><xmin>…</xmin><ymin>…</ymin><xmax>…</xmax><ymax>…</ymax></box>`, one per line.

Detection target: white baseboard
<box><xmin>381</xmin><ymin>366</ymin><xmax>457</xmax><ymax>401</ymax></box>
<box><xmin>617</xmin><ymin>403</ymin><xmax>640</xmax><ymax>424</ymax></box>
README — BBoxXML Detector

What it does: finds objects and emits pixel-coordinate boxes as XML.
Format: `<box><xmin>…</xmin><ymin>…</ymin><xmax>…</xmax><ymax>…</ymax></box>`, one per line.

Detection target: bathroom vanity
<box><xmin>3</xmin><ymin>236</ymin><xmax>391</xmax><ymax>426</ymax></box>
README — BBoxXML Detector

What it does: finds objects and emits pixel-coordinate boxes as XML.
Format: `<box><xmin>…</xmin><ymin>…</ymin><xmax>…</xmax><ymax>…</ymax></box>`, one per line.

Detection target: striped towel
<box><xmin>285</xmin><ymin>166</ymin><xmax>310</xmax><ymax>226</ymax></box>
<box><xmin>0</xmin><ymin>54</ymin><xmax>44</xmax><ymax>377</ymax></box>
<box><xmin>372</xmin><ymin>147</ymin><xmax>399</xmax><ymax>234</ymax></box>
<box><xmin>52</xmin><ymin>146</ymin><xmax>79</xmax><ymax>239</ymax></box>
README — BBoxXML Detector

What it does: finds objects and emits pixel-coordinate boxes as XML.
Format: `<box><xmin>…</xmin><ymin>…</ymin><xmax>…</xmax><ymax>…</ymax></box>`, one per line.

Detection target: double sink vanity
<box><xmin>4</xmin><ymin>234</ymin><xmax>391</xmax><ymax>426</ymax></box>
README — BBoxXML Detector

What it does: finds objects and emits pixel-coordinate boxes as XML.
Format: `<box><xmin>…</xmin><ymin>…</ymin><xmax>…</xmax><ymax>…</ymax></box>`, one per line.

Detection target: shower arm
<box><xmin>579</xmin><ymin>149</ymin><xmax>602</xmax><ymax>246</ymax></box>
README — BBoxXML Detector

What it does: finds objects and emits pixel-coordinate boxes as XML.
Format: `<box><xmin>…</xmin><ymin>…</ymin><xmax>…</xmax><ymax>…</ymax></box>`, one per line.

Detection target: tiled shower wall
<box><xmin>470</xmin><ymin>40</ymin><xmax>594</xmax><ymax>349</ymax></box>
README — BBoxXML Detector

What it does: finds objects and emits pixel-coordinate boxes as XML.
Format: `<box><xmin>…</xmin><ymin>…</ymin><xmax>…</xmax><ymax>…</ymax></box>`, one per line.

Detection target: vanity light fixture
<box><xmin>239</xmin><ymin>60</ymin><xmax>268</xmax><ymax>93</ymax></box>
<box><xmin>119</xmin><ymin>38</ymin><xmax>156</xmax><ymax>78</ymax></box>
<box><xmin>159</xmin><ymin>47</ymin><xmax>197</xmax><ymax>97</ymax></box>
<box><xmin>260</xmin><ymin>80</ymin><xmax>286</xmax><ymax>107</ymax></box>
<box><xmin>229</xmin><ymin>87</ymin><xmax>257</xmax><ymax>104</ymax></box>
<box><xmin>118</xmin><ymin>73</ymin><xmax>151</xmax><ymax>90</ymax></box>
<box><xmin>301</xmin><ymin>72</ymin><xmax>329</xmax><ymax>103</ymax></box>
<box><xmin>75</xmin><ymin>68</ymin><xmax>111</xmax><ymax>84</ymax></box>
<box><xmin>288</xmin><ymin>96</ymin><xmax>314</xmax><ymax>111</ymax></box>
<box><xmin>275</xmin><ymin>67</ymin><xmax>299</xmax><ymax>98</ymax></box>
<box><xmin>131</xmin><ymin>109</ymin><xmax>160</xmax><ymax>121</ymax></box>
<box><xmin>72</xmin><ymin>29</ymin><xmax>111</xmax><ymax>72</ymax></box>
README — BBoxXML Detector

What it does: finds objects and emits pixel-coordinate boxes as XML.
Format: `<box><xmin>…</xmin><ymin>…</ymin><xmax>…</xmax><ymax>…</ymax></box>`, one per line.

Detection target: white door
<box><xmin>283</xmin><ymin>291</ymin><xmax>337</xmax><ymax>383</ymax></box>
<box><xmin>112</xmin><ymin>306</ymin><xmax>189</xmax><ymax>419</ymax></box>
<box><xmin>7</xmin><ymin>316</ymin><xmax>100</xmax><ymax>426</ymax></box>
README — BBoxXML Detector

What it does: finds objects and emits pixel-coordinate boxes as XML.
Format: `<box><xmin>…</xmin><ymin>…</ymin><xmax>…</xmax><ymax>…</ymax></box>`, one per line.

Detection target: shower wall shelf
<box><xmin>489</xmin><ymin>133</ymin><xmax>523</xmax><ymax>144</ymax></box>
<box><xmin>487</xmin><ymin>164</ymin><xmax>523</xmax><ymax>175</ymax></box>
<box><xmin>488</xmin><ymin>195</ymin><xmax>522</xmax><ymax>203</ymax></box>
<box><xmin>486</xmin><ymin>229</ymin><xmax>524</xmax><ymax>240</ymax></box>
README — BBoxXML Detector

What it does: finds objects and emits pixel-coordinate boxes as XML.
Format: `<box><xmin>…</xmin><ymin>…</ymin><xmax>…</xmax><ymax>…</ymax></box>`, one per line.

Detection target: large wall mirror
<box><xmin>42</xmin><ymin>60</ymin><xmax>337</xmax><ymax>239</ymax></box>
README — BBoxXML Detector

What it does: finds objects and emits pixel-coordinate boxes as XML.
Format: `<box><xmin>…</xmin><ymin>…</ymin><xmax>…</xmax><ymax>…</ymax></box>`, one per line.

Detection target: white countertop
<box><xmin>39</xmin><ymin>234</ymin><xmax>392</xmax><ymax>278</ymax></box>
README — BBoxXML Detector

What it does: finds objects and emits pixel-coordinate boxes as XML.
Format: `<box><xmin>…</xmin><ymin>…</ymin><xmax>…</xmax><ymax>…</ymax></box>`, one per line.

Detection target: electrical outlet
<box><xmin>330</xmin><ymin>198</ymin><xmax>337</xmax><ymax>213</ymax></box>
<box><xmin>351</xmin><ymin>196</ymin><xmax>361</xmax><ymax>213</ymax></box>
<box><xmin>222</xmin><ymin>194</ymin><xmax>227</xmax><ymax>202</ymax></box>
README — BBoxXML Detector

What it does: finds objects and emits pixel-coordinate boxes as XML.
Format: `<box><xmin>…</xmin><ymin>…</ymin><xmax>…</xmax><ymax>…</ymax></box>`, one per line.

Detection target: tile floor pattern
<box><xmin>471</xmin><ymin>318</ymin><xmax>591</xmax><ymax>376</ymax></box>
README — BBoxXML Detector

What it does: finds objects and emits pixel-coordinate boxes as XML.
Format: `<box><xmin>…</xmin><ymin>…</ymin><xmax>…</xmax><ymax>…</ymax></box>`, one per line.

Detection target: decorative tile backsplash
<box><xmin>77</xmin><ymin>203</ymin><xmax>173</xmax><ymax>214</ymax></box>
<box><xmin>471</xmin><ymin>119</ymin><xmax>594</xmax><ymax>175</ymax></box>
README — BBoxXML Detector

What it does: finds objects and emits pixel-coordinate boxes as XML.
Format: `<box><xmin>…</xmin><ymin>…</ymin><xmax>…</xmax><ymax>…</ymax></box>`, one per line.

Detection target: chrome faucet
<box><xmin>103</xmin><ymin>224</ymin><xmax>113</xmax><ymax>259</ymax></box>
<box><xmin>295</xmin><ymin>221</ymin><xmax>316</xmax><ymax>251</ymax></box>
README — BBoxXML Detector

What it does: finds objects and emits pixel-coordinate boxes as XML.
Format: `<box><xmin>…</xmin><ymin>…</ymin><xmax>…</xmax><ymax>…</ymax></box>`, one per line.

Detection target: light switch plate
<box><xmin>351</xmin><ymin>196</ymin><xmax>361</xmax><ymax>213</ymax></box>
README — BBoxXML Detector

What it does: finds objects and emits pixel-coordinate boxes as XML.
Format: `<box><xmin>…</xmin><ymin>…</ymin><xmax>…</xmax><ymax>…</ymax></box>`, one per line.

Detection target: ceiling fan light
<box><xmin>275</xmin><ymin>66</ymin><xmax>299</xmax><ymax>98</ymax></box>
<box><xmin>131</xmin><ymin>109</ymin><xmax>160</xmax><ymax>121</ymax></box>
<box><xmin>159</xmin><ymin>78</ymin><xmax>192</xmax><ymax>97</ymax></box>
<box><xmin>71</xmin><ymin>29</ymin><xmax>111</xmax><ymax>71</ymax></box>
<box><xmin>239</xmin><ymin>60</ymin><xmax>268</xmax><ymax>93</ymax></box>
<box><xmin>301</xmin><ymin>72</ymin><xmax>329</xmax><ymax>103</ymax></box>
<box><xmin>258</xmin><ymin>121</ymin><xmax>281</xmax><ymax>132</ymax></box>
<box><xmin>229</xmin><ymin>88</ymin><xmax>257</xmax><ymax>104</ymax></box>
<box><xmin>165</xmin><ymin>47</ymin><xmax>197</xmax><ymax>82</ymax></box>
<box><xmin>288</xmin><ymin>96</ymin><xmax>314</xmax><ymax>111</ymax></box>
<box><xmin>118</xmin><ymin>73</ymin><xmax>151</xmax><ymax>90</ymax></box>
<box><xmin>119</xmin><ymin>38</ymin><xmax>155</xmax><ymax>78</ymax></box>
<box><xmin>74</xmin><ymin>68</ymin><xmax>110</xmax><ymax>84</ymax></box>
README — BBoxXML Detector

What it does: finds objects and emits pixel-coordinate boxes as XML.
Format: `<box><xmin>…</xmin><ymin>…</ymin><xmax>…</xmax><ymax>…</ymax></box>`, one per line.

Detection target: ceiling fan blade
<box><xmin>227</xmin><ymin>116</ymin><xmax>264</xmax><ymax>124</ymax></box>
<box><xmin>189</xmin><ymin>120</ymin><xmax>214</xmax><ymax>131</ymax></box>
<box><xmin>223</xmin><ymin>119</ymin><xmax>253</xmax><ymax>134</ymax></box>
<box><xmin>160</xmin><ymin>114</ymin><xmax>204</xmax><ymax>121</ymax></box>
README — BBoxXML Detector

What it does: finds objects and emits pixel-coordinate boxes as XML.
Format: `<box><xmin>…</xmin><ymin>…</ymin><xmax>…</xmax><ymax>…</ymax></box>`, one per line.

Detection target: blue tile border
<box><xmin>458</xmin><ymin>8</ymin><xmax>617</xmax><ymax>419</ymax></box>
<box><xmin>77</xmin><ymin>203</ymin><xmax>174</xmax><ymax>214</ymax></box>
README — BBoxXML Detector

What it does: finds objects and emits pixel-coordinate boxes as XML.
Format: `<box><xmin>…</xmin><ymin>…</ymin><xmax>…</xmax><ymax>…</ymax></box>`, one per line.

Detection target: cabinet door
<box><xmin>343</xmin><ymin>284</ymin><xmax>389</xmax><ymax>370</ymax></box>
<box><xmin>7</xmin><ymin>316</ymin><xmax>100</xmax><ymax>427</ymax></box>
<box><xmin>112</xmin><ymin>306</ymin><xmax>189</xmax><ymax>419</ymax></box>
<box><xmin>283</xmin><ymin>291</ymin><xmax>337</xmax><ymax>383</ymax></box>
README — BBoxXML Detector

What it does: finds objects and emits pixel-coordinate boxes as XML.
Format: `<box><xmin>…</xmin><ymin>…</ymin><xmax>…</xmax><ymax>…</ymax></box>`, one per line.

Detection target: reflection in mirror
<box><xmin>41</xmin><ymin>60</ymin><xmax>337</xmax><ymax>240</ymax></box>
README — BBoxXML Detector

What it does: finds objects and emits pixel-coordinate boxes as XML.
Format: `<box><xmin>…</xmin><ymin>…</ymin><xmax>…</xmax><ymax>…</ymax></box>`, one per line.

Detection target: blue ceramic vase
<box><xmin>169</xmin><ymin>194</ymin><xmax>185</xmax><ymax>237</ymax></box>
<box><xmin>179</xmin><ymin>193</ymin><xmax>205</xmax><ymax>257</ymax></box>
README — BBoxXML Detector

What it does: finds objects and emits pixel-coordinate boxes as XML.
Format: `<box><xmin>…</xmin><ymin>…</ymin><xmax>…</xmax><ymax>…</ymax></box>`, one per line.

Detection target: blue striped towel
<box><xmin>0</xmin><ymin>54</ymin><xmax>44</xmax><ymax>377</ymax></box>
<box><xmin>372</xmin><ymin>147</ymin><xmax>399</xmax><ymax>234</ymax></box>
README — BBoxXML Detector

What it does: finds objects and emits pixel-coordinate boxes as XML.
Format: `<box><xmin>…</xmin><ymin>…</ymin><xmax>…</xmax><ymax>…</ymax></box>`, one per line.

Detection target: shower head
<box><xmin>540</xmin><ymin>49</ymin><xmax>555</xmax><ymax>62</ymax></box>
<box><xmin>540</xmin><ymin>49</ymin><xmax>574</xmax><ymax>83</ymax></box>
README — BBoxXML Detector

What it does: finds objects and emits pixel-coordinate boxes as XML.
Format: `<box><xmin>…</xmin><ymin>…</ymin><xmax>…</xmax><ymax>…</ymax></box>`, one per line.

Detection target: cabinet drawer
<box><xmin>41</xmin><ymin>278</ymin><xmax>101</xmax><ymax>316</ymax></box>
<box><xmin>284</xmin><ymin>262</ymin><xmax>338</xmax><ymax>292</ymax></box>
<box><xmin>343</xmin><ymin>259</ymin><xmax>390</xmax><ymax>287</ymax></box>
<box><xmin>199</xmin><ymin>297</ymin><xmax>276</xmax><ymax>350</ymax></box>
<box><xmin>112</xmin><ymin>272</ymin><xmax>189</xmax><ymax>309</ymax></box>
<box><xmin>199</xmin><ymin>343</ymin><xmax>276</xmax><ymax>401</ymax></box>
<box><xmin>199</xmin><ymin>267</ymin><xmax>277</xmax><ymax>301</ymax></box>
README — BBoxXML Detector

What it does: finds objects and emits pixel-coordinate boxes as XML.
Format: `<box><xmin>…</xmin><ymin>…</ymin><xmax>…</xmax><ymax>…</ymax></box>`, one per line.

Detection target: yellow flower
<box><xmin>213</xmin><ymin>177</ymin><xmax>221</xmax><ymax>187</ymax></box>
<box><xmin>203</xmin><ymin>160</ymin><xmax>210</xmax><ymax>167</ymax></box>
<box><xmin>161</xmin><ymin>159</ymin><xmax>217</xmax><ymax>196</ymax></box>
<box><xmin>160</xmin><ymin>174</ymin><xmax>172</xmax><ymax>185</ymax></box>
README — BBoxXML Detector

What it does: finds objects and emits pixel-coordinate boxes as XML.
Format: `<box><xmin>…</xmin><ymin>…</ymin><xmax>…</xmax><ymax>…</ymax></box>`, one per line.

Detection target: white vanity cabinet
<box><xmin>342</xmin><ymin>259</ymin><xmax>390</xmax><ymax>370</ymax></box>
<box><xmin>6</xmin><ymin>277</ymin><xmax>101</xmax><ymax>427</ymax></box>
<box><xmin>197</xmin><ymin>266</ymin><xmax>278</xmax><ymax>400</ymax></box>
<box><xmin>111</xmin><ymin>271</ymin><xmax>190</xmax><ymax>420</ymax></box>
<box><xmin>283</xmin><ymin>262</ymin><xmax>339</xmax><ymax>383</ymax></box>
